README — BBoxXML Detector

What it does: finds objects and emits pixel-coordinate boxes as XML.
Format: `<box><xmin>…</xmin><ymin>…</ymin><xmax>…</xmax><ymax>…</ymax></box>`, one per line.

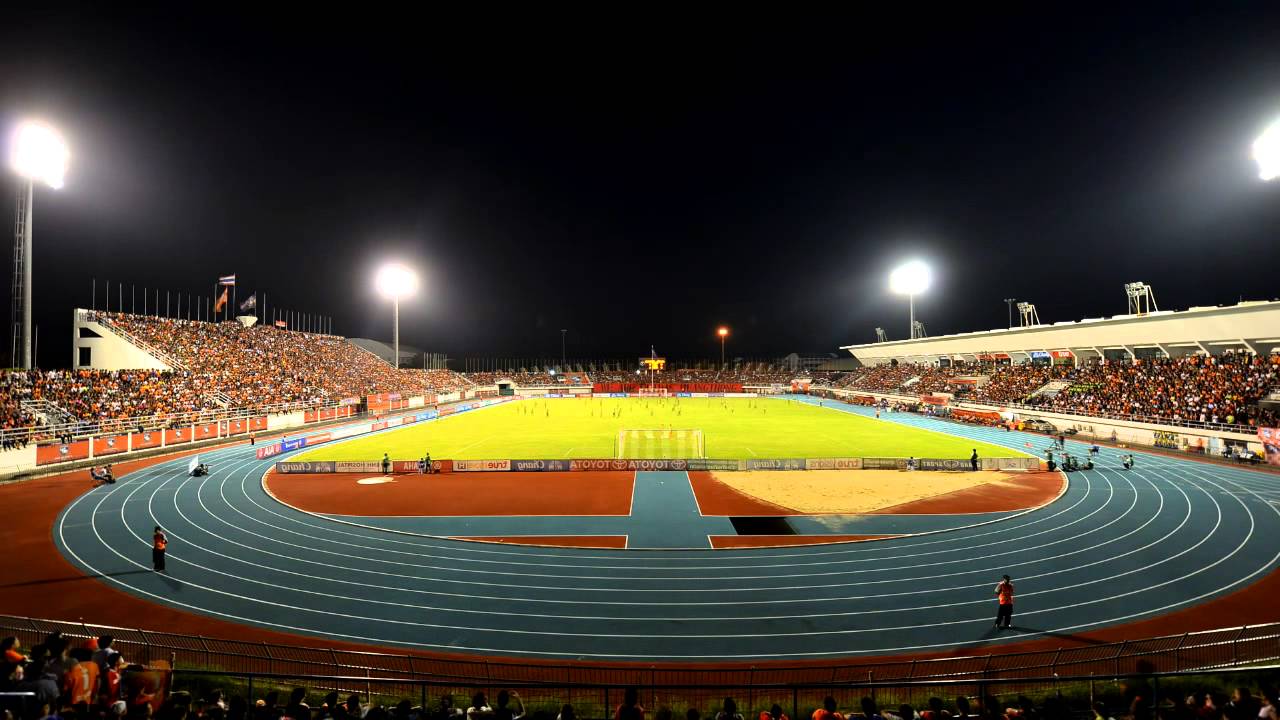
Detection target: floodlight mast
<box><xmin>9</xmin><ymin>121</ymin><xmax>69</xmax><ymax>370</ymax></box>
<box><xmin>375</xmin><ymin>263</ymin><xmax>418</xmax><ymax>369</ymax></box>
<box><xmin>889</xmin><ymin>260</ymin><xmax>931</xmax><ymax>340</ymax></box>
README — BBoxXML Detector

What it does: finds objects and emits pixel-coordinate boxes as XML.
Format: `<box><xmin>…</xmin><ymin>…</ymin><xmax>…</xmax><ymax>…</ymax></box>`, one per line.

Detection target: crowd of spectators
<box><xmin>0</xmin><ymin>315</ymin><xmax>472</xmax><ymax>440</ymax></box>
<box><xmin>813</xmin><ymin>354</ymin><xmax>1280</xmax><ymax>430</ymax></box>
<box><xmin>4</xmin><ymin>655</ymin><xmax>1278</xmax><ymax>720</ymax></box>
<box><xmin>462</xmin><ymin>371</ymin><xmax>593</xmax><ymax>387</ymax></box>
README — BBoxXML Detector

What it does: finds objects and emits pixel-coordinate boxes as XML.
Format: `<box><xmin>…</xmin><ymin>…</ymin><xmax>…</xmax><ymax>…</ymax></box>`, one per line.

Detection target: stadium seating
<box><xmin>0</xmin><ymin>315</ymin><xmax>471</xmax><ymax>437</ymax></box>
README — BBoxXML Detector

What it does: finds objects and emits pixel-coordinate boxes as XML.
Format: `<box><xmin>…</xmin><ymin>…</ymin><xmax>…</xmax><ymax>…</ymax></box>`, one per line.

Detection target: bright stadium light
<box><xmin>10</xmin><ymin>120</ymin><xmax>69</xmax><ymax>190</ymax></box>
<box><xmin>889</xmin><ymin>260</ymin><xmax>931</xmax><ymax>340</ymax></box>
<box><xmin>1254</xmin><ymin>118</ymin><xmax>1280</xmax><ymax>181</ymax></box>
<box><xmin>8</xmin><ymin>120</ymin><xmax>70</xmax><ymax>369</ymax></box>
<box><xmin>375</xmin><ymin>263</ymin><xmax>418</xmax><ymax>369</ymax></box>
<box><xmin>717</xmin><ymin>326</ymin><xmax>729</xmax><ymax>366</ymax></box>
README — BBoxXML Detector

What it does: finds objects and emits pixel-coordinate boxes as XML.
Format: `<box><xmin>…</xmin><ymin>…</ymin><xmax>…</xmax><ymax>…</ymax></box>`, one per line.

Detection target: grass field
<box><xmin>294</xmin><ymin>397</ymin><xmax>1026</xmax><ymax>461</ymax></box>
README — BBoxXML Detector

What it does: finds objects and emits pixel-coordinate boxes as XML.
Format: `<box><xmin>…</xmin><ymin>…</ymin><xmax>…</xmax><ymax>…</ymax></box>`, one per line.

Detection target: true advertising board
<box><xmin>453</xmin><ymin>459</ymin><xmax>512</xmax><ymax>472</ymax></box>
<box><xmin>804</xmin><ymin>457</ymin><xmax>863</xmax><ymax>470</ymax></box>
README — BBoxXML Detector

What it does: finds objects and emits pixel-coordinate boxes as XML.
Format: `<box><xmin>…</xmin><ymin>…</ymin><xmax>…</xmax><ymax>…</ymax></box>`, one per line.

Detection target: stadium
<box><xmin>4</xmin><ymin>11</ymin><xmax>1280</xmax><ymax>720</ymax></box>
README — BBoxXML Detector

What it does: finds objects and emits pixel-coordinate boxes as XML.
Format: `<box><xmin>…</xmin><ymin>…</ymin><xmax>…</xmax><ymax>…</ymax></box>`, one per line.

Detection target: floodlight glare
<box><xmin>10</xmin><ymin>120</ymin><xmax>69</xmax><ymax>189</ymax></box>
<box><xmin>375</xmin><ymin>263</ymin><xmax>418</xmax><ymax>300</ymax></box>
<box><xmin>1254</xmin><ymin>118</ymin><xmax>1280</xmax><ymax>181</ymax></box>
<box><xmin>889</xmin><ymin>260</ymin><xmax>932</xmax><ymax>296</ymax></box>
<box><xmin>374</xmin><ymin>262</ymin><xmax>418</xmax><ymax>369</ymax></box>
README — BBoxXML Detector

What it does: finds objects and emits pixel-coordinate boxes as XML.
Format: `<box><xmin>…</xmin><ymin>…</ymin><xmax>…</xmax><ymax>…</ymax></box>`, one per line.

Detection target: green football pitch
<box><xmin>294</xmin><ymin>397</ymin><xmax>1026</xmax><ymax>461</ymax></box>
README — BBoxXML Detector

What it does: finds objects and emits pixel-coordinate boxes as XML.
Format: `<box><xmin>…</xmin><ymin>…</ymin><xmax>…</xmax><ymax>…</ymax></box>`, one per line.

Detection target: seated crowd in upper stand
<box><xmin>0</xmin><ymin>314</ymin><xmax>472</xmax><ymax>440</ymax></box>
<box><xmin>818</xmin><ymin>353</ymin><xmax>1278</xmax><ymax>430</ymax></box>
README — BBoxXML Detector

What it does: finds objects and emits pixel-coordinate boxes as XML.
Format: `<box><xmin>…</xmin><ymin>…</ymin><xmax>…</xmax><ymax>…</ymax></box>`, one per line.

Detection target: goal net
<box><xmin>616</xmin><ymin>428</ymin><xmax>705</xmax><ymax>459</ymax></box>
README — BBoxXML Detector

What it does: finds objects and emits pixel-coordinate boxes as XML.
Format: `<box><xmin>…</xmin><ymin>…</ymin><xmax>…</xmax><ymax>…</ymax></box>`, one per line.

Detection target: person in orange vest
<box><xmin>152</xmin><ymin>526</ymin><xmax>168</xmax><ymax>572</ymax></box>
<box><xmin>994</xmin><ymin>575</ymin><xmax>1014</xmax><ymax>629</ymax></box>
<box><xmin>812</xmin><ymin>697</ymin><xmax>845</xmax><ymax>720</ymax></box>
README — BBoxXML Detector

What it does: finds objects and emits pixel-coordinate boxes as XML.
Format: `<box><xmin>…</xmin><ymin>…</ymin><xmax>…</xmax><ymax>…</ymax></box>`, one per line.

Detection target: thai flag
<box><xmin>219</xmin><ymin>274</ymin><xmax>236</xmax><ymax>286</ymax></box>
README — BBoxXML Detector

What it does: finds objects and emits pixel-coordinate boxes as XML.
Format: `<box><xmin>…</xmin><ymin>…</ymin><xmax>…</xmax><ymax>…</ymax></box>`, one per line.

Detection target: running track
<box><xmin>53</xmin><ymin>395</ymin><xmax>1280</xmax><ymax>661</ymax></box>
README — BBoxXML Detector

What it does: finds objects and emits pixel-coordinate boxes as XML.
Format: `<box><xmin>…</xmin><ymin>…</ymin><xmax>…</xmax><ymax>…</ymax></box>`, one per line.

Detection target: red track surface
<box><xmin>265</xmin><ymin>470</ymin><xmax>634</xmax><ymax>516</ymax></box>
<box><xmin>3</xmin><ymin>457</ymin><xmax>1276</xmax><ymax>668</ymax></box>
<box><xmin>689</xmin><ymin>470</ymin><xmax>1065</xmax><ymax>516</ymax></box>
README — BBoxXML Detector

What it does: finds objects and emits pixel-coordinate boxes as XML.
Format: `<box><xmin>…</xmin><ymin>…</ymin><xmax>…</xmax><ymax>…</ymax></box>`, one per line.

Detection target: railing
<box><xmin>158</xmin><ymin>665</ymin><xmax>1280</xmax><ymax>720</ymax></box>
<box><xmin>2</xmin><ymin>614</ymin><xmax>1277</xmax><ymax>687</ymax></box>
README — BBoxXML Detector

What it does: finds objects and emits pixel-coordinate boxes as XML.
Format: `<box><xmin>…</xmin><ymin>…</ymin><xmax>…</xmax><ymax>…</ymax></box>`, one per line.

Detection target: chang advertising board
<box><xmin>745</xmin><ymin>458</ymin><xmax>807</xmax><ymax>471</ymax></box>
<box><xmin>512</xmin><ymin>459</ymin><xmax>572</xmax><ymax>472</ymax></box>
<box><xmin>275</xmin><ymin>461</ymin><xmax>335</xmax><ymax>474</ymax></box>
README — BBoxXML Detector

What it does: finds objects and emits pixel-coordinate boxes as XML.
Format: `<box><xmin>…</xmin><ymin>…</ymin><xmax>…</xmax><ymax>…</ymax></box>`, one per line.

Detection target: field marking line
<box><xmin>745</xmin><ymin>447</ymin><xmax>758</xmax><ymax>457</ymax></box>
<box><xmin>452</xmin><ymin>436</ymin><xmax>492</xmax><ymax>456</ymax></box>
<box><xmin>561</xmin><ymin>446</ymin><xmax>578</xmax><ymax>457</ymax></box>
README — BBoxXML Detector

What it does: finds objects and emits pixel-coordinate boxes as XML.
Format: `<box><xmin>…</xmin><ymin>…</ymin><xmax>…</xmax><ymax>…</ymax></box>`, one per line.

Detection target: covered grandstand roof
<box><xmin>841</xmin><ymin>300</ymin><xmax>1280</xmax><ymax>365</ymax></box>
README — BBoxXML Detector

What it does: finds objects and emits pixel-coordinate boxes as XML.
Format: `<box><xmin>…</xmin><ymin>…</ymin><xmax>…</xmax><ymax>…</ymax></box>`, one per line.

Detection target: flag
<box><xmin>214</xmin><ymin>288</ymin><xmax>228</xmax><ymax>313</ymax></box>
<box><xmin>239</xmin><ymin>294</ymin><xmax>256</xmax><ymax>312</ymax></box>
<box><xmin>274</xmin><ymin>319</ymin><xmax>286</xmax><ymax>328</ymax></box>
<box><xmin>219</xmin><ymin>274</ymin><xmax>236</xmax><ymax>286</ymax></box>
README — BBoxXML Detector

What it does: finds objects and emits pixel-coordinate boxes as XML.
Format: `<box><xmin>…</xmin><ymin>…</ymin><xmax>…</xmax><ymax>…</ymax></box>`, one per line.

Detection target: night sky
<box><xmin>3</xmin><ymin>6</ymin><xmax>1280</xmax><ymax>368</ymax></box>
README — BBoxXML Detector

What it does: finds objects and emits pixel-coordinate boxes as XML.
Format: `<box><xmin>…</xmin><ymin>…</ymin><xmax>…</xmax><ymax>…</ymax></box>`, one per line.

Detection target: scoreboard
<box><xmin>640</xmin><ymin>357</ymin><xmax>666</xmax><ymax>371</ymax></box>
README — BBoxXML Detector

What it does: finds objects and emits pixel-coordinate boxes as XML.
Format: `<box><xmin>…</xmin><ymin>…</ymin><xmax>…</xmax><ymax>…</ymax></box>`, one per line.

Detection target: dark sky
<box><xmin>3</xmin><ymin>6</ymin><xmax>1280</xmax><ymax>367</ymax></box>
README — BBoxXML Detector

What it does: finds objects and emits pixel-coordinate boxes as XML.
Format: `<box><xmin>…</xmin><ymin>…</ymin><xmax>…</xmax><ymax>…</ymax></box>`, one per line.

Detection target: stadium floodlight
<box><xmin>8</xmin><ymin>120</ymin><xmax>69</xmax><ymax>369</ymax></box>
<box><xmin>10</xmin><ymin>120</ymin><xmax>69</xmax><ymax>190</ymax></box>
<box><xmin>717</xmin><ymin>326</ymin><xmax>729</xmax><ymax>366</ymax></box>
<box><xmin>889</xmin><ymin>260</ymin><xmax>931</xmax><ymax>340</ymax></box>
<box><xmin>375</xmin><ymin>263</ymin><xmax>418</xmax><ymax>369</ymax></box>
<box><xmin>1254</xmin><ymin>118</ymin><xmax>1280</xmax><ymax>181</ymax></box>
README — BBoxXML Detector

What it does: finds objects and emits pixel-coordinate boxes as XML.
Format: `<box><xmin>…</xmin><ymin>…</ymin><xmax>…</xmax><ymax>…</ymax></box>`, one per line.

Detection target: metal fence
<box><xmin>3</xmin><ymin>614</ymin><xmax>1278</xmax><ymax>687</ymax></box>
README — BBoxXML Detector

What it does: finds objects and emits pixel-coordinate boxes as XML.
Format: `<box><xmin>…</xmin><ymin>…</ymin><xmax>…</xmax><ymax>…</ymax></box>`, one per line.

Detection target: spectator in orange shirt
<box><xmin>760</xmin><ymin>705</ymin><xmax>789</xmax><ymax>720</ymax></box>
<box><xmin>813</xmin><ymin>697</ymin><xmax>845</xmax><ymax>720</ymax></box>
<box><xmin>64</xmin><ymin>647</ymin><xmax>100</xmax><ymax>707</ymax></box>
<box><xmin>1</xmin><ymin>636</ymin><xmax>26</xmax><ymax>665</ymax></box>
<box><xmin>153</xmin><ymin>527</ymin><xmax>167</xmax><ymax>572</ymax></box>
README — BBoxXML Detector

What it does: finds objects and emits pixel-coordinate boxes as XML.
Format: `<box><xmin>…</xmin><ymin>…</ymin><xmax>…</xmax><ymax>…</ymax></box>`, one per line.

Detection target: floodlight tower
<box><xmin>1254</xmin><ymin>118</ymin><xmax>1280</xmax><ymax>181</ymax></box>
<box><xmin>1017</xmin><ymin>301</ymin><xmax>1041</xmax><ymax>327</ymax></box>
<box><xmin>1124</xmin><ymin>282</ymin><xmax>1158</xmax><ymax>315</ymax></box>
<box><xmin>375</xmin><ymin>263</ymin><xmax>418</xmax><ymax>369</ymax></box>
<box><xmin>717</xmin><ymin>326</ymin><xmax>729</xmax><ymax>366</ymax></box>
<box><xmin>8</xmin><ymin>121</ymin><xmax>69</xmax><ymax>369</ymax></box>
<box><xmin>889</xmin><ymin>260</ymin><xmax>932</xmax><ymax>340</ymax></box>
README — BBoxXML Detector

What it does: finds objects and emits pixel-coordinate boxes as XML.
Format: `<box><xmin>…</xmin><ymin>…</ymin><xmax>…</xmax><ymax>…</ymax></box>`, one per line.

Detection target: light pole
<box><xmin>375</xmin><ymin>263</ymin><xmax>418</xmax><ymax>369</ymax></box>
<box><xmin>8</xmin><ymin>120</ymin><xmax>69</xmax><ymax>369</ymax></box>
<box><xmin>560</xmin><ymin>329</ymin><xmax>567</xmax><ymax>368</ymax></box>
<box><xmin>717</xmin><ymin>326</ymin><xmax>729</xmax><ymax>367</ymax></box>
<box><xmin>1254</xmin><ymin>118</ymin><xmax>1280</xmax><ymax>181</ymax></box>
<box><xmin>1004</xmin><ymin>298</ymin><xmax>1016</xmax><ymax>329</ymax></box>
<box><xmin>889</xmin><ymin>260</ymin><xmax>932</xmax><ymax>340</ymax></box>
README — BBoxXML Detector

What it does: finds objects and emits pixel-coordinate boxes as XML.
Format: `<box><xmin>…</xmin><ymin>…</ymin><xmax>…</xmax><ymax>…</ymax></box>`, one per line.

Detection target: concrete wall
<box><xmin>72</xmin><ymin>311</ymin><xmax>171</xmax><ymax>371</ymax></box>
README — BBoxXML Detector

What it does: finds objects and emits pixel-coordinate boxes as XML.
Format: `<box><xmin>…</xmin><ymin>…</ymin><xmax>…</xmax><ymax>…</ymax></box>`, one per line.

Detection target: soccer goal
<box><xmin>616</xmin><ymin>428</ymin><xmax>705</xmax><ymax>459</ymax></box>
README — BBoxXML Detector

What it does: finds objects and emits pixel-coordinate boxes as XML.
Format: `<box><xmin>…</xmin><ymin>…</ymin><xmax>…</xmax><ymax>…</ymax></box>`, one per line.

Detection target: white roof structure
<box><xmin>841</xmin><ymin>300</ymin><xmax>1280</xmax><ymax>365</ymax></box>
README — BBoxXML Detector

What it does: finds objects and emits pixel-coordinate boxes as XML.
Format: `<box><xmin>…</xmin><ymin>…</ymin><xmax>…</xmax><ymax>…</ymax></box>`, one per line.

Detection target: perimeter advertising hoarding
<box><xmin>335</xmin><ymin>461</ymin><xmax>383</xmax><ymax>473</ymax></box>
<box><xmin>275</xmin><ymin>461</ymin><xmax>336</xmax><ymax>474</ymax></box>
<box><xmin>687</xmin><ymin>458</ymin><xmax>744</xmax><ymax>471</ymax></box>
<box><xmin>1259</xmin><ymin>427</ymin><xmax>1280</xmax><ymax>466</ymax></box>
<box><xmin>918</xmin><ymin>458</ymin><xmax>968</xmax><ymax>471</ymax></box>
<box><xmin>568</xmin><ymin>459</ymin><xmax>689</xmax><ymax>471</ymax></box>
<box><xmin>256</xmin><ymin>443</ymin><xmax>283</xmax><ymax>460</ymax></box>
<box><xmin>281</xmin><ymin>437</ymin><xmax>307</xmax><ymax>451</ymax></box>
<box><xmin>745</xmin><ymin>458</ymin><xmax>807</xmax><ymax>471</ymax></box>
<box><xmin>453</xmin><ymin>459</ymin><xmax>512</xmax><ymax>472</ymax></box>
<box><xmin>511</xmin><ymin>459</ymin><xmax>572</xmax><ymax>472</ymax></box>
<box><xmin>805</xmin><ymin>457</ymin><xmax>863</xmax><ymax>470</ymax></box>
